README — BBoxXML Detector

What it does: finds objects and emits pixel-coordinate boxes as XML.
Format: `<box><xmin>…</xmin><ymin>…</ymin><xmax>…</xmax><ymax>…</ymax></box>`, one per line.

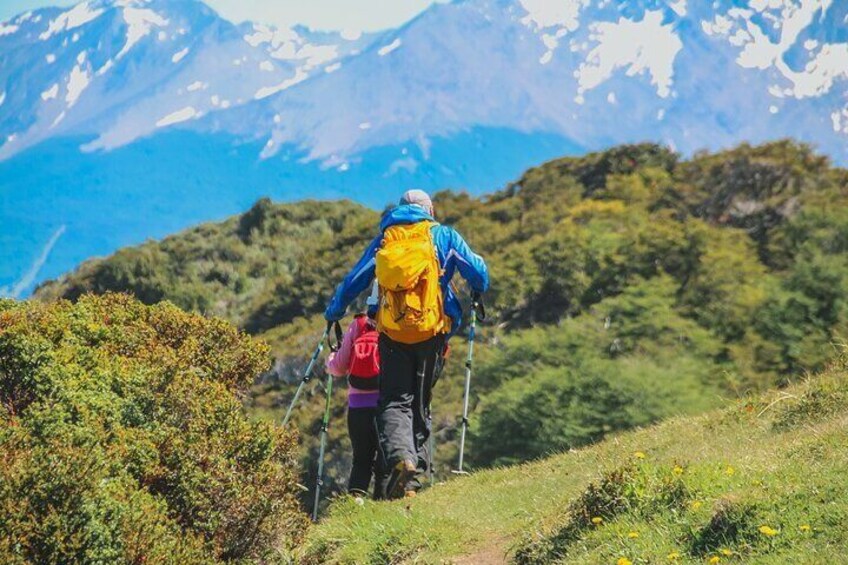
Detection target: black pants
<box><xmin>347</xmin><ymin>406</ymin><xmax>381</xmax><ymax>497</ymax></box>
<box><xmin>377</xmin><ymin>333</ymin><xmax>445</xmax><ymax>490</ymax></box>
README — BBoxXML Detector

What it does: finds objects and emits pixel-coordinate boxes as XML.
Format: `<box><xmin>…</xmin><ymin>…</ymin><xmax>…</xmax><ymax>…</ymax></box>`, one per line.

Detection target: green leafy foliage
<box><xmin>0</xmin><ymin>294</ymin><xmax>307</xmax><ymax>563</ymax></box>
<box><xmin>470</xmin><ymin>276</ymin><xmax>726</xmax><ymax>466</ymax></box>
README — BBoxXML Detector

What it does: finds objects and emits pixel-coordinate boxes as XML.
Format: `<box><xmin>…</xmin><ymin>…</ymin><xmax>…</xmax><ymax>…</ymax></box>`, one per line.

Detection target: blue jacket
<box><xmin>325</xmin><ymin>205</ymin><xmax>489</xmax><ymax>336</ymax></box>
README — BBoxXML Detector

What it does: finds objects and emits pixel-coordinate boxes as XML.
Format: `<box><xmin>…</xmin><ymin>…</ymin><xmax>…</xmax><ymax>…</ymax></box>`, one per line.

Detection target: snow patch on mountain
<box><xmin>243</xmin><ymin>23</ymin><xmax>293</xmax><ymax>48</ymax></box>
<box><xmin>243</xmin><ymin>22</ymin><xmax>340</xmax><ymax>67</ymax></box>
<box><xmin>66</xmin><ymin>52</ymin><xmax>91</xmax><ymax>106</ymax></box>
<box><xmin>378</xmin><ymin>38</ymin><xmax>401</xmax><ymax>56</ymax></box>
<box><xmin>519</xmin><ymin>0</ymin><xmax>585</xmax><ymax>31</ymax></box>
<box><xmin>780</xmin><ymin>43</ymin><xmax>848</xmax><ymax>98</ymax></box>
<box><xmin>40</xmin><ymin>2</ymin><xmax>104</xmax><ymax>40</ymax></box>
<box><xmin>41</xmin><ymin>84</ymin><xmax>59</xmax><ymax>100</ymax></box>
<box><xmin>51</xmin><ymin>111</ymin><xmax>66</xmax><ymax>127</ymax></box>
<box><xmin>171</xmin><ymin>47</ymin><xmax>189</xmax><ymax>62</ymax></box>
<box><xmin>575</xmin><ymin>10</ymin><xmax>682</xmax><ymax>103</ymax></box>
<box><xmin>668</xmin><ymin>0</ymin><xmax>687</xmax><ymax>17</ymax></box>
<box><xmin>702</xmin><ymin>0</ymin><xmax>846</xmax><ymax>99</ymax></box>
<box><xmin>96</xmin><ymin>58</ymin><xmax>114</xmax><ymax>75</ymax></box>
<box><xmin>255</xmin><ymin>68</ymin><xmax>308</xmax><ymax>99</ymax></box>
<box><xmin>832</xmin><ymin>105</ymin><xmax>848</xmax><ymax>134</ymax></box>
<box><xmin>156</xmin><ymin>106</ymin><xmax>198</xmax><ymax>127</ymax></box>
<box><xmin>116</xmin><ymin>6</ymin><xmax>169</xmax><ymax>59</ymax></box>
<box><xmin>0</xmin><ymin>22</ymin><xmax>19</xmax><ymax>36</ymax></box>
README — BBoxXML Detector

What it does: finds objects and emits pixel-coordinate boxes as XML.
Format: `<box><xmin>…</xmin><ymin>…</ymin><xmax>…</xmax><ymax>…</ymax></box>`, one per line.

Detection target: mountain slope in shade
<box><xmin>1</xmin><ymin>0</ymin><xmax>847</xmax><ymax>295</ymax></box>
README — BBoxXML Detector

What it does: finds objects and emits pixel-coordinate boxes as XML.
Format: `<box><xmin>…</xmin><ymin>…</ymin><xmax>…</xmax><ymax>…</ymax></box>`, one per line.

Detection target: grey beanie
<box><xmin>399</xmin><ymin>189</ymin><xmax>434</xmax><ymax>215</ymax></box>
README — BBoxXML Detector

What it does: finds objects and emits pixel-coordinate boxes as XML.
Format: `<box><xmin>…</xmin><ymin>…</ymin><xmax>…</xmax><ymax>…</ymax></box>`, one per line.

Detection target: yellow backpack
<box><xmin>375</xmin><ymin>221</ymin><xmax>448</xmax><ymax>343</ymax></box>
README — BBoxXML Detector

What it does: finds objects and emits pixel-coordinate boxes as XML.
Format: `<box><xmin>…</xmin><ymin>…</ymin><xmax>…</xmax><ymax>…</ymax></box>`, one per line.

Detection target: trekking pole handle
<box><xmin>326</xmin><ymin>320</ymin><xmax>344</xmax><ymax>352</ymax></box>
<box><xmin>471</xmin><ymin>291</ymin><xmax>486</xmax><ymax>322</ymax></box>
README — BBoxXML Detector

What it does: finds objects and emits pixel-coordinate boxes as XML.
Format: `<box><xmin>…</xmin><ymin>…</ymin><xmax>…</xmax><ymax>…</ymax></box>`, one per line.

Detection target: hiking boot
<box><xmin>348</xmin><ymin>488</ymin><xmax>367</xmax><ymax>506</ymax></box>
<box><xmin>404</xmin><ymin>490</ymin><xmax>417</xmax><ymax>499</ymax></box>
<box><xmin>386</xmin><ymin>459</ymin><xmax>416</xmax><ymax>500</ymax></box>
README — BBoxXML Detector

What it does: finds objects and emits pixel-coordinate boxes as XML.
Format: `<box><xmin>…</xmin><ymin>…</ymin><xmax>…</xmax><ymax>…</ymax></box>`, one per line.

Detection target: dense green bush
<box><xmin>469</xmin><ymin>276</ymin><xmax>725</xmax><ymax>466</ymax></box>
<box><xmin>0</xmin><ymin>294</ymin><xmax>306</xmax><ymax>563</ymax></box>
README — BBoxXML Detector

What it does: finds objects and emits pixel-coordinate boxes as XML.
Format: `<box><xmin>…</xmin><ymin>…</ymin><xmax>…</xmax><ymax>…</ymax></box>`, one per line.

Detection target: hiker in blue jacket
<box><xmin>325</xmin><ymin>190</ymin><xmax>489</xmax><ymax>498</ymax></box>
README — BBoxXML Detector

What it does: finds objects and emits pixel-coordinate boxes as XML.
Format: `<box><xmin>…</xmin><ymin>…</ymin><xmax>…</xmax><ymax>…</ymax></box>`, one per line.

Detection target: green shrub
<box><xmin>469</xmin><ymin>353</ymin><xmax>720</xmax><ymax>468</ymax></box>
<box><xmin>0</xmin><ymin>294</ymin><xmax>307</xmax><ymax>563</ymax></box>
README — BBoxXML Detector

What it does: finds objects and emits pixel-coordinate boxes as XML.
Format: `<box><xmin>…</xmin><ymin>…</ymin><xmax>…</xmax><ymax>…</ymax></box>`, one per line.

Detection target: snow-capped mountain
<box><xmin>1</xmin><ymin>0</ymin><xmax>847</xmax><ymax>296</ymax></box>
<box><xmin>0</xmin><ymin>0</ymin><xmax>373</xmax><ymax>159</ymax></box>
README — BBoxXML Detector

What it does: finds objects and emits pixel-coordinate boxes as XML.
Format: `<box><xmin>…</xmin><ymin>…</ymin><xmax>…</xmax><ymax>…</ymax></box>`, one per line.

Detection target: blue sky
<box><xmin>1</xmin><ymin>0</ymin><xmax>443</xmax><ymax>31</ymax></box>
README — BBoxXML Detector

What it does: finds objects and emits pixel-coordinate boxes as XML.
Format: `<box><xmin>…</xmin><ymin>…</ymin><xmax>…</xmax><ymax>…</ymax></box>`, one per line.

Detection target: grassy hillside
<box><xmin>33</xmin><ymin>140</ymin><xmax>848</xmax><ymax>507</ymax></box>
<box><xmin>303</xmin><ymin>353</ymin><xmax>848</xmax><ymax>564</ymax></box>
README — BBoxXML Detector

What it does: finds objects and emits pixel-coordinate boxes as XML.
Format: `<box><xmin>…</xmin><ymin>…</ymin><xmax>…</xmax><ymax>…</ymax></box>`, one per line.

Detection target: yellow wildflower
<box><xmin>617</xmin><ymin>558</ymin><xmax>633</xmax><ymax>565</ymax></box>
<box><xmin>627</xmin><ymin>531</ymin><xmax>639</xmax><ymax>539</ymax></box>
<box><xmin>800</xmin><ymin>524</ymin><xmax>811</xmax><ymax>532</ymax></box>
<box><xmin>725</xmin><ymin>466</ymin><xmax>735</xmax><ymax>476</ymax></box>
<box><xmin>673</xmin><ymin>465</ymin><xmax>684</xmax><ymax>475</ymax></box>
<box><xmin>592</xmin><ymin>516</ymin><xmax>603</xmax><ymax>525</ymax></box>
<box><xmin>668</xmin><ymin>552</ymin><xmax>681</xmax><ymax>561</ymax></box>
<box><xmin>709</xmin><ymin>557</ymin><xmax>720</xmax><ymax>564</ymax></box>
<box><xmin>691</xmin><ymin>500</ymin><xmax>703</xmax><ymax>510</ymax></box>
<box><xmin>720</xmin><ymin>548</ymin><xmax>733</xmax><ymax>556</ymax></box>
<box><xmin>759</xmin><ymin>525</ymin><xmax>779</xmax><ymax>537</ymax></box>
<box><xmin>634</xmin><ymin>451</ymin><xmax>646</xmax><ymax>459</ymax></box>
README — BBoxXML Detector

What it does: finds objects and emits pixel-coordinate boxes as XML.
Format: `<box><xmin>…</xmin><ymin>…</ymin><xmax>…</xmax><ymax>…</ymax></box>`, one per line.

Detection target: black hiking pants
<box><xmin>347</xmin><ymin>406</ymin><xmax>382</xmax><ymax>497</ymax></box>
<box><xmin>377</xmin><ymin>333</ymin><xmax>445</xmax><ymax>491</ymax></box>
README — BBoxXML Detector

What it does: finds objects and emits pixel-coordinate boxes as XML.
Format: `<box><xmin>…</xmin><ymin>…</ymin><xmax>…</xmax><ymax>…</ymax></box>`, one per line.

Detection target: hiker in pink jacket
<box><xmin>325</xmin><ymin>312</ymin><xmax>383</xmax><ymax>498</ymax></box>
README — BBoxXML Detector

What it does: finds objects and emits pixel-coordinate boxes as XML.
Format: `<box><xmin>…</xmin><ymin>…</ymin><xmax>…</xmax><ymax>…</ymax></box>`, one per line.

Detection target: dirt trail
<box><xmin>452</xmin><ymin>537</ymin><xmax>509</xmax><ymax>565</ymax></box>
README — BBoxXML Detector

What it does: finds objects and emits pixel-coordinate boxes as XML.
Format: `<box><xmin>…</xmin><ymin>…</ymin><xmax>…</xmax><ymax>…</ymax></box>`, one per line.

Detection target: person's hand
<box><xmin>471</xmin><ymin>291</ymin><xmax>486</xmax><ymax>321</ymax></box>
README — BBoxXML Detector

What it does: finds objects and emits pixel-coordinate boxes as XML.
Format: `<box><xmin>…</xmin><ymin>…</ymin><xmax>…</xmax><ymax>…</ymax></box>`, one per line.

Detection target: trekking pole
<box><xmin>281</xmin><ymin>322</ymin><xmax>332</xmax><ymax>428</ymax></box>
<box><xmin>312</xmin><ymin>321</ymin><xmax>343</xmax><ymax>522</ymax></box>
<box><xmin>427</xmin><ymin>413</ymin><xmax>434</xmax><ymax>484</ymax></box>
<box><xmin>454</xmin><ymin>293</ymin><xmax>484</xmax><ymax>474</ymax></box>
